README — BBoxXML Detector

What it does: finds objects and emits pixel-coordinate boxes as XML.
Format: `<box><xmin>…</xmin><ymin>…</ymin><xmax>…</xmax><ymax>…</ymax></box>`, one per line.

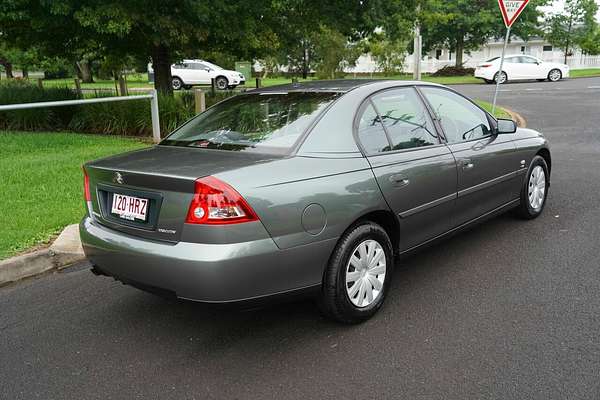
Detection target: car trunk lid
<box><xmin>84</xmin><ymin>145</ymin><xmax>281</xmax><ymax>242</ymax></box>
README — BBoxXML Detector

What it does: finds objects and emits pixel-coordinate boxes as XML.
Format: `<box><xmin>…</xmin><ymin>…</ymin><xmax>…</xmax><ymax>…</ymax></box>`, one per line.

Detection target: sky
<box><xmin>540</xmin><ymin>0</ymin><xmax>600</xmax><ymax>20</ymax></box>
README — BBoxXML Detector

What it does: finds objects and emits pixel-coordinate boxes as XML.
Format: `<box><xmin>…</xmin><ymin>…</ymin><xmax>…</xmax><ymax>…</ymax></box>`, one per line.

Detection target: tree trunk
<box><xmin>455</xmin><ymin>36</ymin><xmax>464</xmax><ymax>68</ymax></box>
<box><xmin>22</xmin><ymin>68</ymin><xmax>29</xmax><ymax>79</ymax></box>
<box><xmin>301</xmin><ymin>41</ymin><xmax>309</xmax><ymax>79</ymax></box>
<box><xmin>1</xmin><ymin>59</ymin><xmax>14</xmax><ymax>78</ymax></box>
<box><xmin>76</xmin><ymin>61</ymin><xmax>94</xmax><ymax>83</ymax></box>
<box><xmin>151</xmin><ymin>44</ymin><xmax>173</xmax><ymax>96</ymax></box>
<box><xmin>564</xmin><ymin>17</ymin><xmax>573</xmax><ymax>65</ymax></box>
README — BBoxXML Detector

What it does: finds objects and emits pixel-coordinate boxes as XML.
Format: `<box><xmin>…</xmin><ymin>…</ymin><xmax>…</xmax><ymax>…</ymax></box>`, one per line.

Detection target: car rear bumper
<box><xmin>474</xmin><ymin>68</ymin><xmax>494</xmax><ymax>80</ymax></box>
<box><xmin>80</xmin><ymin>217</ymin><xmax>334</xmax><ymax>303</ymax></box>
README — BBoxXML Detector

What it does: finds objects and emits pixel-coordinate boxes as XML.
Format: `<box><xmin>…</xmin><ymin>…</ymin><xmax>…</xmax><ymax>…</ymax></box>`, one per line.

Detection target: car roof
<box><xmin>250</xmin><ymin>79</ymin><xmax>443</xmax><ymax>94</ymax></box>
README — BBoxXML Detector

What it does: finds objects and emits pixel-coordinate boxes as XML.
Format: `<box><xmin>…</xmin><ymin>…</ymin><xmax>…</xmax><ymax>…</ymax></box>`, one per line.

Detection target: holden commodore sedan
<box><xmin>475</xmin><ymin>54</ymin><xmax>569</xmax><ymax>83</ymax></box>
<box><xmin>81</xmin><ymin>80</ymin><xmax>551</xmax><ymax>323</ymax></box>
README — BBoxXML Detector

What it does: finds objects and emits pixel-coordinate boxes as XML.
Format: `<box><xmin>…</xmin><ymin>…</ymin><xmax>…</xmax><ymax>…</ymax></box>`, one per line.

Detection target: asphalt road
<box><xmin>2</xmin><ymin>77</ymin><xmax>600</xmax><ymax>400</ymax></box>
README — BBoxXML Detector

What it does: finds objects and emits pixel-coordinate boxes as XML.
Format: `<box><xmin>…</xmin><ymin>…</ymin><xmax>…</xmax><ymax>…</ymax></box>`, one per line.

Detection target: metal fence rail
<box><xmin>0</xmin><ymin>89</ymin><xmax>161</xmax><ymax>143</ymax></box>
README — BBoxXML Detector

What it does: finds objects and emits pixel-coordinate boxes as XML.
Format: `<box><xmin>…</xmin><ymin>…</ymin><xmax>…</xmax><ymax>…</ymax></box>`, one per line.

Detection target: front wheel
<box><xmin>548</xmin><ymin>69</ymin><xmax>562</xmax><ymax>82</ymax></box>
<box><xmin>215</xmin><ymin>76</ymin><xmax>229</xmax><ymax>90</ymax></box>
<box><xmin>318</xmin><ymin>221</ymin><xmax>394</xmax><ymax>324</ymax></box>
<box><xmin>514</xmin><ymin>155</ymin><xmax>549</xmax><ymax>219</ymax></box>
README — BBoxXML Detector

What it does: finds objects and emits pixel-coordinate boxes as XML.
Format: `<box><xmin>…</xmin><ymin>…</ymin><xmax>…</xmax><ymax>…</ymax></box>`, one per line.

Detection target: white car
<box><xmin>148</xmin><ymin>59</ymin><xmax>246</xmax><ymax>90</ymax></box>
<box><xmin>474</xmin><ymin>55</ymin><xmax>569</xmax><ymax>84</ymax></box>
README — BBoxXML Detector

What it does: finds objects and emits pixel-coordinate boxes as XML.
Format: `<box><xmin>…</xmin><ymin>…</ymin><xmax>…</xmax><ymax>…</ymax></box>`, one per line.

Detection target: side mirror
<box><xmin>496</xmin><ymin>118</ymin><xmax>517</xmax><ymax>134</ymax></box>
<box><xmin>205</xmin><ymin>68</ymin><xmax>211</xmax><ymax>72</ymax></box>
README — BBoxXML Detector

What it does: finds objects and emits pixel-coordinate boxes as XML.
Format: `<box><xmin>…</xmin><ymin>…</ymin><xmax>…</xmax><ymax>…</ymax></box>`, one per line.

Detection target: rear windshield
<box><xmin>161</xmin><ymin>92</ymin><xmax>340</xmax><ymax>154</ymax></box>
<box><xmin>485</xmin><ymin>57</ymin><xmax>500</xmax><ymax>62</ymax></box>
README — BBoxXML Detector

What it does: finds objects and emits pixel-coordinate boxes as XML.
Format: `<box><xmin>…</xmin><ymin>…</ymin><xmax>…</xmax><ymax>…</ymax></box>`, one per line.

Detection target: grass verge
<box><xmin>475</xmin><ymin>100</ymin><xmax>512</xmax><ymax>119</ymax></box>
<box><xmin>570</xmin><ymin>68</ymin><xmax>600</xmax><ymax>78</ymax></box>
<box><xmin>0</xmin><ymin>131</ymin><xmax>148</xmax><ymax>259</ymax></box>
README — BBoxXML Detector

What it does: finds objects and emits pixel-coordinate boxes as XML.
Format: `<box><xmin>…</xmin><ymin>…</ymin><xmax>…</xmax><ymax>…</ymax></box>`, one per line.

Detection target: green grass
<box><xmin>475</xmin><ymin>100</ymin><xmax>512</xmax><ymax>119</ymax></box>
<box><xmin>0</xmin><ymin>131</ymin><xmax>148</xmax><ymax>259</ymax></box>
<box><xmin>570</xmin><ymin>68</ymin><xmax>600</xmax><ymax>78</ymax></box>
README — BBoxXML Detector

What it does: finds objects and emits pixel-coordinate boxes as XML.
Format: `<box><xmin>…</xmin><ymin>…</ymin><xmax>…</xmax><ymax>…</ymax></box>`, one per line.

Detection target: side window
<box><xmin>520</xmin><ymin>56</ymin><xmax>538</xmax><ymax>64</ymax></box>
<box><xmin>505</xmin><ymin>57</ymin><xmax>518</xmax><ymax>63</ymax></box>
<box><xmin>370</xmin><ymin>88</ymin><xmax>437</xmax><ymax>151</ymax></box>
<box><xmin>421</xmin><ymin>87</ymin><xmax>492</xmax><ymax>143</ymax></box>
<box><xmin>357</xmin><ymin>103</ymin><xmax>390</xmax><ymax>154</ymax></box>
<box><xmin>193</xmin><ymin>63</ymin><xmax>209</xmax><ymax>70</ymax></box>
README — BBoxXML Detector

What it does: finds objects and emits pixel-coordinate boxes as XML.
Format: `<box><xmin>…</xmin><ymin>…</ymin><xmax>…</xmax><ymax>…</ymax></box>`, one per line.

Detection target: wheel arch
<box><xmin>344</xmin><ymin>209</ymin><xmax>400</xmax><ymax>256</ymax></box>
<box><xmin>536</xmin><ymin>147</ymin><xmax>552</xmax><ymax>174</ymax></box>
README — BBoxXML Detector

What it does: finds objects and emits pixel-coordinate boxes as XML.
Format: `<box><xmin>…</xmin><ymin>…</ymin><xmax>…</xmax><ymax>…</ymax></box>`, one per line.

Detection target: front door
<box><xmin>357</xmin><ymin>87</ymin><xmax>458</xmax><ymax>252</ymax></box>
<box><xmin>420</xmin><ymin>87</ymin><xmax>518</xmax><ymax>227</ymax></box>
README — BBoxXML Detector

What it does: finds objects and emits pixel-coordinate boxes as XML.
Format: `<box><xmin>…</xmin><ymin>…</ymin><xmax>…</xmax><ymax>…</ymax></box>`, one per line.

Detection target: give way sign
<box><xmin>498</xmin><ymin>0</ymin><xmax>530</xmax><ymax>27</ymax></box>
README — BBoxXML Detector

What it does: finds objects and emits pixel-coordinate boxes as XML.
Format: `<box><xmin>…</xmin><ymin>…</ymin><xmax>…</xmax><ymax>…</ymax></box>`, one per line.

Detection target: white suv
<box><xmin>148</xmin><ymin>59</ymin><xmax>246</xmax><ymax>90</ymax></box>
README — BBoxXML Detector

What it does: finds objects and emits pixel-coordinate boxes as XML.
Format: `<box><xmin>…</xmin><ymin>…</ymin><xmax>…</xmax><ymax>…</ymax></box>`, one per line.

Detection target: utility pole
<box><xmin>413</xmin><ymin>3</ymin><xmax>422</xmax><ymax>80</ymax></box>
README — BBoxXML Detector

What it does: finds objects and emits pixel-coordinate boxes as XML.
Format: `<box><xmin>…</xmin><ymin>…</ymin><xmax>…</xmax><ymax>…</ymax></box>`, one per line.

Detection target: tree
<box><xmin>421</xmin><ymin>0</ymin><xmax>547</xmax><ymax>67</ymax></box>
<box><xmin>311</xmin><ymin>26</ymin><xmax>361</xmax><ymax>79</ymax></box>
<box><xmin>0</xmin><ymin>0</ymin><xmax>278</xmax><ymax>94</ymax></box>
<box><xmin>545</xmin><ymin>0</ymin><xmax>599</xmax><ymax>62</ymax></box>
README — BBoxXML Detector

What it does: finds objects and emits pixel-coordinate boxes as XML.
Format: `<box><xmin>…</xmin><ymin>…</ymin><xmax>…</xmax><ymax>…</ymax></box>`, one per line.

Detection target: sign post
<box><xmin>492</xmin><ymin>0</ymin><xmax>530</xmax><ymax>114</ymax></box>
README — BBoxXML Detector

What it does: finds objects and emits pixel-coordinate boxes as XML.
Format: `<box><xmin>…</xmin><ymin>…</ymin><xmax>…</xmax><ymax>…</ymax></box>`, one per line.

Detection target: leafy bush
<box><xmin>431</xmin><ymin>65</ymin><xmax>475</xmax><ymax>77</ymax></box>
<box><xmin>0</xmin><ymin>80</ymin><xmax>238</xmax><ymax>138</ymax></box>
<box><xmin>0</xmin><ymin>80</ymin><xmax>78</xmax><ymax>130</ymax></box>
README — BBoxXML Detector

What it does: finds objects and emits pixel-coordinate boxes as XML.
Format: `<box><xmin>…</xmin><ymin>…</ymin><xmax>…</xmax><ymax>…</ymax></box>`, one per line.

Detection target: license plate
<box><xmin>111</xmin><ymin>193</ymin><xmax>149</xmax><ymax>221</ymax></box>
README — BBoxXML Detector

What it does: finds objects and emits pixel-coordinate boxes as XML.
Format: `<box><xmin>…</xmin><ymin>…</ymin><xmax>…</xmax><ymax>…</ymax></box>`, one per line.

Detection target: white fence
<box><xmin>348</xmin><ymin>53</ymin><xmax>600</xmax><ymax>74</ymax></box>
<box><xmin>0</xmin><ymin>90</ymin><xmax>162</xmax><ymax>143</ymax></box>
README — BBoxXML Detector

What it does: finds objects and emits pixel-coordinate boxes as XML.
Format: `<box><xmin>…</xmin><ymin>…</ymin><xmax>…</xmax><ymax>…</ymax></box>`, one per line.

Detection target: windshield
<box><xmin>203</xmin><ymin>61</ymin><xmax>222</xmax><ymax>70</ymax></box>
<box><xmin>161</xmin><ymin>92</ymin><xmax>340</xmax><ymax>154</ymax></box>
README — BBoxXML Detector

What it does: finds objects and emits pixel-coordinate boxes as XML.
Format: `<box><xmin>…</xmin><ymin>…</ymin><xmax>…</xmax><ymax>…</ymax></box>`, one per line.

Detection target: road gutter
<box><xmin>0</xmin><ymin>224</ymin><xmax>85</xmax><ymax>286</ymax></box>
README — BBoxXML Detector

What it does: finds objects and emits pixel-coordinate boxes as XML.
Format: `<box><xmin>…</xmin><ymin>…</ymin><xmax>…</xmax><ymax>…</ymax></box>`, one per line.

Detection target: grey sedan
<box><xmin>81</xmin><ymin>80</ymin><xmax>551</xmax><ymax>323</ymax></box>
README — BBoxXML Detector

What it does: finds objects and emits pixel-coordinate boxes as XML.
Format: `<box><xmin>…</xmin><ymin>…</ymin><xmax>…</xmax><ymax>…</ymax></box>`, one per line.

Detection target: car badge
<box><xmin>114</xmin><ymin>172</ymin><xmax>124</xmax><ymax>185</ymax></box>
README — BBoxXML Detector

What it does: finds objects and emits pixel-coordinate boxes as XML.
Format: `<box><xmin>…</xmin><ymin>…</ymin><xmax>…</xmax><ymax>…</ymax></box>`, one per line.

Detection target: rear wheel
<box><xmin>171</xmin><ymin>77</ymin><xmax>183</xmax><ymax>91</ymax></box>
<box><xmin>548</xmin><ymin>69</ymin><xmax>562</xmax><ymax>82</ymax></box>
<box><xmin>515</xmin><ymin>155</ymin><xmax>549</xmax><ymax>219</ymax></box>
<box><xmin>318</xmin><ymin>221</ymin><xmax>394</xmax><ymax>324</ymax></box>
<box><xmin>494</xmin><ymin>71</ymin><xmax>507</xmax><ymax>84</ymax></box>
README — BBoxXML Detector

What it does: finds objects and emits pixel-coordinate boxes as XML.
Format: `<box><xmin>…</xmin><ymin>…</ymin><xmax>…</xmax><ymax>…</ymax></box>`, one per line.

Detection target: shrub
<box><xmin>0</xmin><ymin>80</ymin><xmax>238</xmax><ymax>138</ymax></box>
<box><xmin>431</xmin><ymin>65</ymin><xmax>475</xmax><ymax>77</ymax></box>
<box><xmin>0</xmin><ymin>80</ymin><xmax>78</xmax><ymax>130</ymax></box>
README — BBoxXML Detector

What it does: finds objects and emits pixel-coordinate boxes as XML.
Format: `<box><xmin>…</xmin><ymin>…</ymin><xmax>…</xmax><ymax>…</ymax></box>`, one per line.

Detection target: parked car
<box><xmin>81</xmin><ymin>80</ymin><xmax>551</xmax><ymax>323</ymax></box>
<box><xmin>147</xmin><ymin>59</ymin><xmax>246</xmax><ymax>90</ymax></box>
<box><xmin>475</xmin><ymin>55</ymin><xmax>569</xmax><ymax>83</ymax></box>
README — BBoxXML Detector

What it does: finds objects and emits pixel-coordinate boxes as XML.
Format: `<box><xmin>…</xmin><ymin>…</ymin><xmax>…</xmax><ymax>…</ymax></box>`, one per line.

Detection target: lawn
<box><xmin>0</xmin><ymin>132</ymin><xmax>148</xmax><ymax>259</ymax></box>
<box><xmin>570</xmin><ymin>68</ymin><xmax>600</xmax><ymax>78</ymax></box>
<box><xmin>475</xmin><ymin>100</ymin><xmax>512</xmax><ymax>119</ymax></box>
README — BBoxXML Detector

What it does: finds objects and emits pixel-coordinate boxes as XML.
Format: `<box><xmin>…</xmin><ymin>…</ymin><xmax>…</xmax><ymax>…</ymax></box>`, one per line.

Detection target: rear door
<box><xmin>419</xmin><ymin>87</ymin><xmax>518</xmax><ymax>227</ymax></box>
<box><xmin>358</xmin><ymin>87</ymin><xmax>457</xmax><ymax>251</ymax></box>
<box><xmin>190</xmin><ymin>62</ymin><xmax>212</xmax><ymax>84</ymax></box>
<box><xmin>503</xmin><ymin>56</ymin><xmax>523</xmax><ymax>79</ymax></box>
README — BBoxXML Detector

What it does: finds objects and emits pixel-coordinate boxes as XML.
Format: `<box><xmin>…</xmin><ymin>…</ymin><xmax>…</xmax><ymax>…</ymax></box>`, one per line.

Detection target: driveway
<box><xmin>1</xmin><ymin>77</ymin><xmax>600</xmax><ymax>400</ymax></box>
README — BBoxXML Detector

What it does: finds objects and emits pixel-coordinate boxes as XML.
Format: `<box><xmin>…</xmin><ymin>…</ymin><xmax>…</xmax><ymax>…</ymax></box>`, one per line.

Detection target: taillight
<box><xmin>480</xmin><ymin>64</ymin><xmax>492</xmax><ymax>68</ymax></box>
<box><xmin>185</xmin><ymin>176</ymin><xmax>258</xmax><ymax>225</ymax></box>
<box><xmin>83</xmin><ymin>167</ymin><xmax>91</xmax><ymax>202</ymax></box>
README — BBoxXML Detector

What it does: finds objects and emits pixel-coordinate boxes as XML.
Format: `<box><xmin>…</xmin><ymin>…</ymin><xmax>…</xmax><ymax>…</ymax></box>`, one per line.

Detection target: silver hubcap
<box><xmin>172</xmin><ymin>79</ymin><xmax>181</xmax><ymax>89</ymax></box>
<box><xmin>216</xmin><ymin>79</ymin><xmax>227</xmax><ymax>89</ymax></box>
<box><xmin>345</xmin><ymin>239</ymin><xmax>386</xmax><ymax>308</ymax></box>
<box><xmin>496</xmin><ymin>72</ymin><xmax>506</xmax><ymax>83</ymax></box>
<box><xmin>528</xmin><ymin>165</ymin><xmax>546</xmax><ymax>211</ymax></box>
<box><xmin>549</xmin><ymin>70</ymin><xmax>561</xmax><ymax>81</ymax></box>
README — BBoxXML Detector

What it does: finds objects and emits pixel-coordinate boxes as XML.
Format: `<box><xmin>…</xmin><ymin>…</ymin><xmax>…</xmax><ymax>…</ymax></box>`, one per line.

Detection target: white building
<box><xmin>346</xmin><ymin>36</ymin><xmax>600</xmax><ymax>74</ymax></box>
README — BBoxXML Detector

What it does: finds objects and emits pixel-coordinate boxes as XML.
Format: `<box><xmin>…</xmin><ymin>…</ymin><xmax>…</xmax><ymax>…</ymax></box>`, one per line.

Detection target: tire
<box><xmin>494</xmin><ymin>71</ymin><xmax>508</xmax><ymax>84</ymax></box>
<box><xmin>514</xmin><ymin>155</ymin><xmax>550</xmax><ymax>219</ymax></box>
<box><xmin>548</xmin><ymin>68</ymin><xmax>562</xmax><ymax>82</ymax></box>
<box><xmin>171</xmin><ymin>77</ymin><xmax>183</xmax><ymax>91</ymax></box>
<box><xmin>215</xmin><ymin>76</ymin><xmax>229</xmax><ymax>90</ymax></box>
<box><xmin>318</xmin><ymin>221</ymin><xmax>394</xmax><ymax>324</ymax></box>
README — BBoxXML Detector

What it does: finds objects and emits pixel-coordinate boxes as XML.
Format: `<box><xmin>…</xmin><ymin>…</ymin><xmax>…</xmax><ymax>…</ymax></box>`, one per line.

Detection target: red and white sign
<box><xmin>498</xmin><ymin>0</ymin><xmax>530</xmax><ymax>27</ymax></box>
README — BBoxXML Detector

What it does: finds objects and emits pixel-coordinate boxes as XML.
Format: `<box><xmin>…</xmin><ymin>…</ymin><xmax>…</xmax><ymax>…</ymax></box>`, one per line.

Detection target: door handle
<box><xmin>389</xmin><ymin>174</ymin><xmax>410</xmax><ymax>187</ymax></box>
<box><xmin>461</xmin><ymin>159</ymin><xmax>475</xmax><ymax>170</ymax></box>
